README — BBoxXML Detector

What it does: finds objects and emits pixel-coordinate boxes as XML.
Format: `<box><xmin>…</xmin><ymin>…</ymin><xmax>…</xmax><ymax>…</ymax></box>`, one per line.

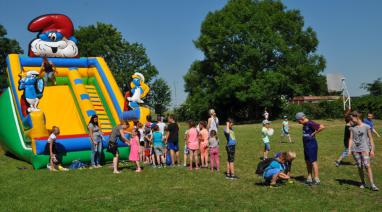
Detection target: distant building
<box><xmin>290</xmin><ymin>96</ymin><xmax>340</xmax><ymax>104</ymax></box>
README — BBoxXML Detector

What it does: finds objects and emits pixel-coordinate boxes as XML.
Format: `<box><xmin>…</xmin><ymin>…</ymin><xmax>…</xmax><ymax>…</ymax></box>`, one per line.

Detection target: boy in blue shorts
<box><xmin>296</xmin><ymin>112</ymin><xmax>325</xmax><ymax>185</ymax></box>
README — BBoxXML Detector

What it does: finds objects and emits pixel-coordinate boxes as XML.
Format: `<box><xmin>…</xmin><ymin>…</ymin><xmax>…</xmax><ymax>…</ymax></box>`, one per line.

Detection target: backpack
<box><xmin>166</xmin><ymin>150</ymin><xmax>172</xmax><ymax>165</ymax></box>
<box><xmin>255</xmin><ymin>158</ymin><xmax>276</xmax><ymax>175</ymax></box>
<box><xmin>69</xmin><ymin>160</ymin><xmax>87</xmax><ymax>170</ymax></box>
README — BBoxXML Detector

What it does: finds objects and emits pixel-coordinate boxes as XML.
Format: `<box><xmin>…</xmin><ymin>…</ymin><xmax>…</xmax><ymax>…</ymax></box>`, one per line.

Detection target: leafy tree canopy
<box><xmin>146</xmin><ymin>78</ymin><xmax>172</xmax><ymax>116</ymax></box>
<box><xmin>75</xmin><ymin>22</ymin><xmax>158</xmax><ymax>90</ymax></box>
<box><xmin>362</xmin><ymin>78</ymin><xmax>382</xmax><ymax>96</ymax></box>
<box><xmin>183</xmin><ymin>0</ymin><xmax>327</xmax><ymax>121</ymax></box>
<box><xmin>0</xmin><ymin>24</ymin><xmax>23</xmax><ymax>88</ymax></box>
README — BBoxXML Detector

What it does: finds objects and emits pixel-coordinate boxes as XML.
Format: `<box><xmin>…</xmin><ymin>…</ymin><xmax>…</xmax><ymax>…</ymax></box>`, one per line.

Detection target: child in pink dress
<box><xmin>186</xmin><ymin>120</ymin><xmax>199</xmax><ymax>170</ymax></box>
<box><xmin>129</xmin><ymin>128</ymin><xmax>142</xmax><ymax>172</ymax></box>
<box><xmin>199</xmin><ymin>121</ymin><xmax>209</xmax><ymax>168</ymax></box>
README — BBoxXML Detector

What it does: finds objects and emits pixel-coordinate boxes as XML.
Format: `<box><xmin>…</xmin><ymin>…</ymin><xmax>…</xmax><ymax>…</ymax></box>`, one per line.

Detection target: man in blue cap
<box><xmin>296</xmin><ymin>112</ymin><xmax>325</xmax><ymax>185</ymax></box>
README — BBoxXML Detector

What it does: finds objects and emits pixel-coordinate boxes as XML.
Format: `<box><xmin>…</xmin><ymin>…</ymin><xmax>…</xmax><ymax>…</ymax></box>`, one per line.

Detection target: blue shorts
<box><xmin>263</xmin><ymin>168</ymin><xmax>281</xmax><ymax>180</ymax></box>
<box><xmin>264</xmin><ymin>143</ymin><xmax>270</xmax><ymax>151</ymax></box>
<box><xmin>303</xmin><ymin>139</ymin><xmax>318</xmax><ymax>163</ymax></box>
<box><xmin>167</xmin><ymin>142</ymin><xmax>179</xmax><ymax>152</ymax></box>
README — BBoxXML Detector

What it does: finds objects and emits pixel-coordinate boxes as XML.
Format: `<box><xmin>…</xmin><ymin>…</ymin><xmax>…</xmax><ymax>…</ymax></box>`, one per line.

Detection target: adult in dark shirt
<box><xmin>166</xmin><ymin>115</ymin><xmax>180</xmax><ymax>166</ymax></box>
<box><xmin>107</xmin><ymin>120</ymin><xmax>130</xmax><ymax>174</ymax></box>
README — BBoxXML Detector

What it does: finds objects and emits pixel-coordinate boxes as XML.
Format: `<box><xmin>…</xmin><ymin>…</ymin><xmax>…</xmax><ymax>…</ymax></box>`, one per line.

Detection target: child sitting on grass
<box><xmin>295</xmin><ymin>112</ymin><xmax>325</xmax><ymax>185</ymax></box>
<box><xmin>263</xmin><ymin>151</ymin><xmax>296</xmax><ymax>187</ymax></box>
<box><xmin>262</xmin><ymin>120</ymin><xmax>273</xmax><ymax>160</ymax></box>
<box><xmin>335</xmin><ymin>115</ymin><xmax>352</xmax><ymax>167</ymax></box>
<box><xmin>348</xmin><ymin>111</ymin><xmax>379</xmax><ymax>191</ymax></box>
<box><xmin>47</xmin><ymin>126</ymin><xmax>68</xmax><ymax>171</ymax></box>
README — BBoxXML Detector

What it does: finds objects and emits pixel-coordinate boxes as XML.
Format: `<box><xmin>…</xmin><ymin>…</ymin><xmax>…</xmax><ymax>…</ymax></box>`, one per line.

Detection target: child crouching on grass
<box><xmin>263</xmin><ymin>151</ymin><xmax>296</xmax><ymax>187</ymax></box>
<box><xmin>348</xmin><ymin>111</ymin><xmax>379</xmax><ymax>191</ymax></box>
<box><xmin>47</xmin><ymin>126</ymin><xmax>68</xmax><ymax>171</ymax></box>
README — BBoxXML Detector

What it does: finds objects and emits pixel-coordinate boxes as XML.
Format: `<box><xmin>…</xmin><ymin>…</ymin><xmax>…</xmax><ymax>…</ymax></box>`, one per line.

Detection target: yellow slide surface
<box><xmin>38</xmin><ymin>85</ymin><xmax>86</xmax><ymax>135</ymax></box>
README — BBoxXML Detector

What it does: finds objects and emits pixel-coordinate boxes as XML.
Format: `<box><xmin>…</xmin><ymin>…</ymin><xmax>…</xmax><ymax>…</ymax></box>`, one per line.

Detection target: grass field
<box><xmin>0</xmin><ymin>119</ymin><xmax>381</xmax><ymax>211</ymax></box>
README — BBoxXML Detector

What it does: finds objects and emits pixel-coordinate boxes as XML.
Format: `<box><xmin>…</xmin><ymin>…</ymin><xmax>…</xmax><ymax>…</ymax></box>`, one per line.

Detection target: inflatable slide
<box><xmin>0</xmin><ymin>14</ymin><xmax>150</xmax><ymax>169</ymax></box>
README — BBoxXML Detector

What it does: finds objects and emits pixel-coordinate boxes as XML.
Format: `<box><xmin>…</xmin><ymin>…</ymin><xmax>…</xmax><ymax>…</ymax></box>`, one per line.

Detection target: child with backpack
<box><xmin>186</xmin><ymin>120</ymin><xmax>199</xmax><ymax>170</ymax></box>
<box><xmin>128</xmin><ymin>128</ymin><xmax>142</xmax><ymax>172</ymax></box>
<box><xmin>295</xmin><ymin>112</ymin><xmax>325</xmax><ymax>185</ymax></box>
<box><xmin>260</xmin><ymin>151</ymin><xmax>296</xmax><ymax>187</ymax></box>
<box><xmin>335</xmin><ymin>115</ymin><xmax>352</xmax><ymax>167</ymax></box>
<box><xmin>262</xmin><ymin>120</ymin><xmax>274</xmax><ymax>160</ymax></box>
<box><xmin>47</xmin><ymin>126</ymin><xmax>68</xmax><ymax>171</ymax></box>
<box><xmin>348</xmin><ymin>111</ymin><xmax>379</xmax><ymax>191</ymax></box>
<box><xmin>209</xmin><ymin>130</ymin><xmax>220</xmax><ymax>172</ymax></box>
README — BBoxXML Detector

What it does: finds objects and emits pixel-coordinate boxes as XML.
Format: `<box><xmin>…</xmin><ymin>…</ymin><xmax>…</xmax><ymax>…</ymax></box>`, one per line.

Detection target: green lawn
<box><xmin>0</xmin><ymin>119</ymin><xmax>381</xmax><ymax>211</ymax></box>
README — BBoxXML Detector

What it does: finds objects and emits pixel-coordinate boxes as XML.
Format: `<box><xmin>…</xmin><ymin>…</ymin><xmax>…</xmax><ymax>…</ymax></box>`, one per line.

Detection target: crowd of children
<box><xmin>45</xmin><ymin>108</ymin><xmax>379</xmax><ymax>190</ymax></box>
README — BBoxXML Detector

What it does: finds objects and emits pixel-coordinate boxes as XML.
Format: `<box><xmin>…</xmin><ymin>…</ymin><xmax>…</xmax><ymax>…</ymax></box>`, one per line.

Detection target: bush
<box><xmin>282</xmin><ymin>100</ymin><xmax>344</xmax><ymax>120</ymax></box>
<box><xmin>352</xmin><ymin>96</ymin><xmax>382</xmax><ymax>119</ymax></box>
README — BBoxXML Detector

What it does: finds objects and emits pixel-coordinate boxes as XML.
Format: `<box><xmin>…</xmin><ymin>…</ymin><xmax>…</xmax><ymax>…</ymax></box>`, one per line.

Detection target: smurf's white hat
<box><xmin>132</xmin><ymin>72</ymin><xmax>145</xmax><ymax>83</ymax></box>
<box><xmin>26</xmin><ymin>70</ymin><xmax>40</xmax><ymax>77</ymax></box>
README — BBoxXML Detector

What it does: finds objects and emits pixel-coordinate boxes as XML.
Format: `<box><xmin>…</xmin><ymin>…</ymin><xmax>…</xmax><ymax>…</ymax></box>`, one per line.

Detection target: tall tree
<box><xmin>146</xmin><ymin>78</ymin><xmax>172</xmax><ymax>116</ymax></box>
<box><xmin>0</xmin><ymin>24</ymin><xmax>24</xmax><ymax>88</ymax></box>
<box><xmin>75</xmin><ymin>22</ymin><xmax>158</xmax><ymax>89</ymax></box>
<box><xmin>362</xmin><ymin>78</ymin><xmax>382</xmax><ymax>96</ymax></box>
<box><xmin>183</xmin><ymin>0</ymin><xmax>327</xmax><ymax>120</ymax></box>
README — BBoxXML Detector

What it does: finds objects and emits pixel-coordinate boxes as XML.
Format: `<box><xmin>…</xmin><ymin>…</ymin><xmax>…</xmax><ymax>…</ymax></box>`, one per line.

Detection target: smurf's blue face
<box><xmin>132</xmin><ymin>78</ymin><xmax>141</xmax><ymax>86</ymax></box>
<box><xmin>39</xmin><ymin>31</ymin><xmax>64</xmax><ymax>42</ymax></box>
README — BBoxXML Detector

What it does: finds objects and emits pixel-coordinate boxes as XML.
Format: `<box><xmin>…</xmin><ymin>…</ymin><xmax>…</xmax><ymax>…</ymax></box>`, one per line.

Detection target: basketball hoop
<box><xmin>326</xmin><ymin>73</ymin><xmax>351</xmax><ymax>111</ymax></box>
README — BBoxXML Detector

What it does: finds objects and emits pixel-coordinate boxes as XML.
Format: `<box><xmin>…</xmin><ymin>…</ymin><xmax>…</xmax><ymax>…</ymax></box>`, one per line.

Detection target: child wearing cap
<box><xmin>262</xmin><ymin>120</ymin><xmax>274</xmax><ymax>160</ymax></box>
<box><xmin>295</xmin><ymin>112</ymin><xmax>325</xmax><ymax>185</ymax></box>
<box><xmin>280</xmin><ymin>116</ymin><xmax>292</xmax><ymax>143</ymax></box>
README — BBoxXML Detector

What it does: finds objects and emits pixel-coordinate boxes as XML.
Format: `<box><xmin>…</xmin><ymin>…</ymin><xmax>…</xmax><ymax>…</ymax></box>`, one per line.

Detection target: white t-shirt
<box><xmin>48</xmin><ymin>133</ymin><xmax>56</xmax><ymax>143</ymax></box>
<box><xmin>209</xmin><ymin>117</ymin><xmax>219</xmax><ymax>132</ymax></box>
<box><xmin>157</xmin><ymin>122</ymin><xmax>166</xmax><ymax>135</ymax></box>
<box><xmin>262</xmin><ymin>127</ymin><xmax>271</xmax><ymax>143</ymax></box>
<box><xmin>264</xmin><ymin>112</ymin><xmax>269</xmax><ymax>120</ymax></box>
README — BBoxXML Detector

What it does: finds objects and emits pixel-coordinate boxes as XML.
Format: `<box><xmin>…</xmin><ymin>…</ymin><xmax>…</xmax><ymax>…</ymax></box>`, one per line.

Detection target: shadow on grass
<box><xmin>292</xmin><ymin>175</ymin><xmax>306</xmax><ymax>183</ymax></box>
<box><xmin>338</xmin><ymin>161</ymin><xmax>353</xmax><ymax>166</ymax></box>
<box><xmin>335</xmin><ymin>179</ymin><xmax>360</xmax><ymax>187</ymax></box>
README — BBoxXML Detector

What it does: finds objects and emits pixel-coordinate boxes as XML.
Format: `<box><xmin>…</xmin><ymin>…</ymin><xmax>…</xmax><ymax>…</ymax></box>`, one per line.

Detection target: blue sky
<box><xmin>1</xmin><ymin>0</ymin><xmax>381</xmax><ymax>106</ymax></box>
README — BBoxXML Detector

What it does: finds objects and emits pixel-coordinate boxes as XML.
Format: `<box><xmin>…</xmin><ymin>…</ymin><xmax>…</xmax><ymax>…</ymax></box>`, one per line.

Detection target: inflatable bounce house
<box><xmin>0</xmin><ymin>14</ymin><xmax>150</xmax><ymax>169</ymax></box>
